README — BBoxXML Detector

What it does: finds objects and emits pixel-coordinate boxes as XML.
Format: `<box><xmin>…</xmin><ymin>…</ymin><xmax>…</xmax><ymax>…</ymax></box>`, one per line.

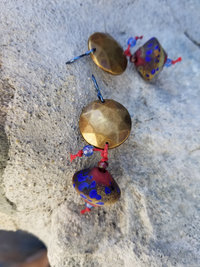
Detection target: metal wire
<box><xmin>91</xmin><ymin>75</ymin><xmax>105</xmax><ymax>103</ymax></box>
<box><xmin>66</xmin><ymin>48</ymin><xmax>96</xmax><ymax>64</ymax></box>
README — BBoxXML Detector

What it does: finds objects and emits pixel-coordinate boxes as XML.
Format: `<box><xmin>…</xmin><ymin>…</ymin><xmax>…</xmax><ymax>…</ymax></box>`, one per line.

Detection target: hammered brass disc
<box><xmin>88</xmin><ymin>32</ymin><xmax>127</xmax><ymax>75</ymax></box>
<box><xmin>79</xmin><ymin>99</ymin><xmax>131</xmax><ymax>149</ymax></box>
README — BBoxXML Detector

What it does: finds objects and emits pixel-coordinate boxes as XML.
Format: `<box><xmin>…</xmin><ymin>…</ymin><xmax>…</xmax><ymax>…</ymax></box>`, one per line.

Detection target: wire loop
<box><xmin>91</xmin><ymin>75</ymin><xmax>105</xmax><ymax>103</ymax></box>
<box><xmin>66</xmin><ymin>48</ymin><xmax>96</xmax><ymax>64</ymax></box>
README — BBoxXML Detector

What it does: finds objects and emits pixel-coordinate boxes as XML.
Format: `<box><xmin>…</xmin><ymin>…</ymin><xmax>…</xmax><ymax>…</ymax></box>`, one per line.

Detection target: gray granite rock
<box><xmin>0</xmin><ymin>0</ymin><xmax>200</xmax><ymax>266</ymax></box>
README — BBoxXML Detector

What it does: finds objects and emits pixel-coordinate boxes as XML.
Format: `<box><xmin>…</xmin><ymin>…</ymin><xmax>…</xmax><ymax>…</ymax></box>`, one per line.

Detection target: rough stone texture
<box><xmin>0</xmin><ymin>0</ymin><xmax>200</xmax><ymax>266</ymax></box>
<box><xmin>0</xmin><ymin>77</ymin><xmax>16</xmax><ymax>229</ymax></box>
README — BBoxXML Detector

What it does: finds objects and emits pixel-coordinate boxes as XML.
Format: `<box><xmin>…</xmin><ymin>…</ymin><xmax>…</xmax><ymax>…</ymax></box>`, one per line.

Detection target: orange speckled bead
<box><xmin>73</xmin><ymin>167</ymin><xmax>120</xmax><ymax>207</ymax></box>
<box><xmin>131</xmin><ymin>37</ymin><xmax>167</xmax><ymax>81</ymax></box>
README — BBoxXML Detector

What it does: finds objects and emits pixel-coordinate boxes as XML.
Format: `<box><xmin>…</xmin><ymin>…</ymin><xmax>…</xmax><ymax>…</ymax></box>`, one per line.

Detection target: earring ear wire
<box><xmin>91</xmin><ymin>74</ymin><xmax>105</xmax><ymax>103</ymax></box>
<box><xmin>66</xmin><ymin>48</ymin><xmax>96</xmax><ymax>64</ymax></box>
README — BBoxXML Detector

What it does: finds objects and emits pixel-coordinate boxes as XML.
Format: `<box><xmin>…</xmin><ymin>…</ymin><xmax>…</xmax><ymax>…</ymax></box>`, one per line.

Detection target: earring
<box><xmin>70</xmin><ymin>75</ymin><xmax>131</xmax><ymax>214</ymax></box>
<box><xmin>66</xmin><ymin>32</ymin><xmax>143</xmax><ymax>75</ymax></box>
<box><xmin>126</xmin><ymin>37</ymin><xmax>182</xmax><ymax>81</ymax></box>
<box><xmin>66</xmin><ymin>32</ymin><xmax>181</xmax><ymax>81</ymax></box>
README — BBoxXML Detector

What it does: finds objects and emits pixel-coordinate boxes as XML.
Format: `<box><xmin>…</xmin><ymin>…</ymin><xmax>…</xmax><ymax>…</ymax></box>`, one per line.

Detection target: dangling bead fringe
<box><xmin>93</xmin><ymin>142</ymin><xmax>109</xmax><ymax>162</ymax></box>
<box><xmin>165</xmin><ymin>57</ymin><xmax>182</xmax><ymax>67</ymax></box>
<box><xmin>70</xmin><ymin>143</ymin><xmax>109</xmax><ymax>162</ymax></box>
<box><xmin>80</xmin><ymin>207</ymin><xmax>91</xmax><ymax>214</ymax></box>
<box><xmin>70</xmin><ymin>150</ymin><xmax>83</xmax><ymax>162</ymax></box>
<box><xmin>80</xmin><ymin>203</ymin><xmax>93</xmax><ymax>214</ymax></box>
<box><xmin>124</xmin><ymin>36</ymin><xmax>143</xmax><ymax>58</ymax></box>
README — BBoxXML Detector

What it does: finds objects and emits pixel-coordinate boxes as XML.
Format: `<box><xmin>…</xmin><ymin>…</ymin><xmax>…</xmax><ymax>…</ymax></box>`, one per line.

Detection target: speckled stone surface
<box><xmin>0</xmin><ymin>0</ymin><xmax>200</xmax><ymax>266</ymax></box>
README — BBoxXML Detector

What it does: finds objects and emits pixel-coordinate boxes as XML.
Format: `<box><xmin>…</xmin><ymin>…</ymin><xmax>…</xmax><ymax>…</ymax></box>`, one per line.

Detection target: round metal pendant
<box><xmin>88</xmin><ymin>32</ymin><xmax>127</xmax><ymax>75</ymax></box>
<box><xmin>79</xmin><ymin>99</ymin><xmax>131</xmax><ymax>149</ymax></box>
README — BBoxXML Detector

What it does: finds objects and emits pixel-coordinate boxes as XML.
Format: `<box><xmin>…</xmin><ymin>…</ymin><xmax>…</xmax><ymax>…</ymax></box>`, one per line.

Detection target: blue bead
<box><xmin>83</xmin><ymin>145</ymin><xmax>94</xmax><ymax>157</ymax></box>
<box><xmin>165</xmin><ymin>58</ymin><xmax>172</xmax><ymax>67</ymax></box>
<box><xmin>148</xmin><ymin>43</ymin><xmax>153</xmax><ymax>48</ymax></box>
<box><xmin>151</xmin><ymin>69</ymin><xmax>156</xmax><ymax>75</ymax></box>
<box><xmin>146</xmin><ymin>74</ymin><xmax>150</xmax><ymax>77</ymax></box>
<box><xmin>127</xmin><ymin>37</ymin><xmax>136</xmax><ymax>47</ymax></box>
<box><xmin>86</xmin><ymin>203</ymin><xmax>93</xmax><ymax>208</ymax></box>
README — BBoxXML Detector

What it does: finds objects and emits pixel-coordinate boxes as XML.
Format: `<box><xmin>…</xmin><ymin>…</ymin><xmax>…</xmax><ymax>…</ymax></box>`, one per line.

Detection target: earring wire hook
<box><xmin>91</xmin><ymin>75</ymin><xmax>105</xmax><ymax>103</ymax></box>
<box><xmin>66</xmin><ymin>48</ymin><xmax>96</xmax><ymax>64</ymax></box>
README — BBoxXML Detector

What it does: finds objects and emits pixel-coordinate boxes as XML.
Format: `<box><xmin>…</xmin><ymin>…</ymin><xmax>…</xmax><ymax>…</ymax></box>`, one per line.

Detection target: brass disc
<box><xmin>79</xmin><ymin>99</ymin><xmax>131</xmax><ymax>149</ymax></box>
<box><xmin>88</xmin><ymin>32</ymin><xmax>127</xmax><ymax>75</ymax></box>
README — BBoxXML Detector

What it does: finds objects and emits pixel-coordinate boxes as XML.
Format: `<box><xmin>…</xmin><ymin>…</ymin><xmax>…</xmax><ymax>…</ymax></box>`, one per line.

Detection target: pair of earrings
<box><xmin>66</xmin><ymin>32</ymin><xmax>181</xmax><ymax>80</ymax></box>
<box><xmin>67</xmin><ymin>32</ymin><xmax>181</xmax><ymax>214</ymax></box>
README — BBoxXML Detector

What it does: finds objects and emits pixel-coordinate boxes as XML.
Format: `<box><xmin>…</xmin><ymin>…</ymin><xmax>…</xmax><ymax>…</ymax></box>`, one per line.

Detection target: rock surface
<box><xmin>0</xmin><ymin>0</ymin><xmax>200</xmax><ymax>266</ymax></box>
